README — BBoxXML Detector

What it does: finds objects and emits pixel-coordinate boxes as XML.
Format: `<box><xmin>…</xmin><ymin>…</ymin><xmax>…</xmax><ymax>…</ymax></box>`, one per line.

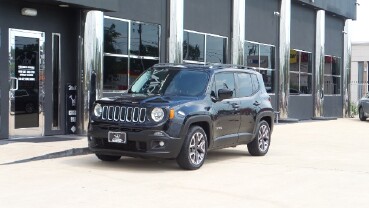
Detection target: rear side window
<box><xmin>214</xmin><ymin>73</ymin><xmax>236</xmax><ymax>98</ymax></box>
<box><xmin>251</xmin><ymin>74</ymin><xmax>260</xmax><ymax>94</ymax></box>
<box><xmin>237</xmin><ymin>73</ymin><xmax>253</xmax><ymax>97</ymax></box>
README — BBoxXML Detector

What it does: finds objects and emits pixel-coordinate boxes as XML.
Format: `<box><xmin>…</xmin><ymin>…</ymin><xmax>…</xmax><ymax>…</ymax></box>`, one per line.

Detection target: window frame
<box><xmin>103</xmin><ymin>16</ymin><xmax>161</xmax><ymax>92</ymax></box>
<box><xmin>183</xmin><ymin>29</ymin><xmax>228</xmax><ymax>64</ymax></box>
<box><xmin>244</xmin><ymin>41</ymin><xmax>276</xmax><ymax>94</ymax></box>
<box><xmin>324</xmin><ymin>55</ymin><xmax>342</xmax><ymax>96</ymax></box>
<box><xmin>289</xmin><ymin>49</ymin><xmax>313</xmax><ymax>96</ymax></box>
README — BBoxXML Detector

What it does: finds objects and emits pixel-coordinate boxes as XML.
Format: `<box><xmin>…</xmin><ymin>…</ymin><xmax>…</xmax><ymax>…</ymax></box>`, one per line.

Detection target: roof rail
<box><xmin>207</xmin><ymin>63</ymin><xmax>255</xmax><ymax>70</ymax></box>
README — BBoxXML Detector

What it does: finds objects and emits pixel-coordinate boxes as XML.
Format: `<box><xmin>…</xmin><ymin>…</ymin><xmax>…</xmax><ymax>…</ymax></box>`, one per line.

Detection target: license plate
<box><xmin>108</xmin><ymin>131</ymin><xmax>127</xmax><ymax>144</ymax></box>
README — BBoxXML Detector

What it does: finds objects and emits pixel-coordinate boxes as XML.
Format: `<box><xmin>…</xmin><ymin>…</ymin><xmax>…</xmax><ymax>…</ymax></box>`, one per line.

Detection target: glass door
<box><xmin>9</xmin><ymin>29</ymin><xmax>45</xmax><ymax>138</ymax></box>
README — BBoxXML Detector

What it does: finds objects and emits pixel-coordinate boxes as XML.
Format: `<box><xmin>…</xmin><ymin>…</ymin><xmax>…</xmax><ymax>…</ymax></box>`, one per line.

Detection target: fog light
<box><xmin>154</xmin><ymin>132</ymin><xmax>165</xmax><ymax>137</ymax></box>
<box><xmin>159</xmin><ymin>141</ymin><xmax>165</xmax><ymax>147</ymax></box>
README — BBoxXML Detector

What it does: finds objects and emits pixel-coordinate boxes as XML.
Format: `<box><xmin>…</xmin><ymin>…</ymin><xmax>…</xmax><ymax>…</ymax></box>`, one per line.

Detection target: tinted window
<box><xmin>129</xmin><ymin>58</ymin><xmax>159</xmax><ymax>86</ymax></box>
<box><xmin>214</xmin><ymin>73</ymin><xmax>236</xmax><ymax>98</ymax></box>
<box><xmin>104</xmin><ymin>19</ymin><xmax>128</xmax><ymax>55</ymax></box>
<box><xmin>183</xmin><ymin>32</ymin><xmax>205</xmax><ymax>62</ymax></box>
<box><xmin>245</xmin><ymin>42</ymin><xmax>259</xmax><ymax>68</ymax></box>
<box><xmin>251</xmin><ymin>74</ymin><xmax>259</xmax><ymax>94</ymax></box>
<box><xmin>259</xmin><ymin>45</ymin><xmax>275</xmax><ymax>69</ymax></box>
<box><xmin>103</xmin><ymin>56</ymin><xmax>128</xmax><ymax>90</ymax></box>
<box><xmin>260</xmin><ymin>70</ymin><xmax>274</xmax><ymax>93</ymax></box>
<box><xmin>130</xmin><ymin>69</ymin><xmax>209</xmax><ymax>96</ymax></box>
<box><xmin>206</xmin><ymin>35</ymin><xmax>227</xmax><ymax>64</ymax></box>
<box><xmin>237</xmin><ymin>73</ymin><xmax>253</xmax><ymax>97</ymax></box>
<box><xmin>130</xmin><ymin>22</ymin><xmax>160</xmax><ymax>57</ymax></box>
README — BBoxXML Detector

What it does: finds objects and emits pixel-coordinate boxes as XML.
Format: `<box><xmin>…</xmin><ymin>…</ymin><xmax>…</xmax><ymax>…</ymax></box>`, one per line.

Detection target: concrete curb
<box><xmin>1</xmin><ymin>148</ymin><xmax>92</xmax><ymax>165</ymax></box>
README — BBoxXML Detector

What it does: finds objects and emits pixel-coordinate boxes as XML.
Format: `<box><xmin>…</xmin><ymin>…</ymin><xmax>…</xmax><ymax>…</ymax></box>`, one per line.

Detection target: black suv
<box><xmin>88</xmin><ymin>64</ymin><xmax>274</xmax><ymax>170</ymax></box>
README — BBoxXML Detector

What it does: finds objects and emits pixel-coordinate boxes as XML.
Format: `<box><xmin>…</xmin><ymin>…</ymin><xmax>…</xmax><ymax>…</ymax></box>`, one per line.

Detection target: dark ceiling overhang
<box><xmin>17</xmin><ymin>0</ymin><xmax>119</xmax><ymax>12</ymax></box>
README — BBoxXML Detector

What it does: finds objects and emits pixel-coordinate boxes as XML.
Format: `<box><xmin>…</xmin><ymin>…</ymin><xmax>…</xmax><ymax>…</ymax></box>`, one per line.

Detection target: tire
<box><xmin>95</xmin><ymin>154</ymin><xmax>121</xmax><ymax>162</ymax></box>
<box><xmin>176</xmin><ymin>126</ymin><xmax>208</xmax><ymax>170</ymax></box>
<box><xmin>248</xmin><ymin>120</ymin><xmax>271</xmax><ymax>156</ymax></box>
<box><xmin>359</xmin><ymin>107</ymin><xmax>367</xmax><ymax>121</ymax></box>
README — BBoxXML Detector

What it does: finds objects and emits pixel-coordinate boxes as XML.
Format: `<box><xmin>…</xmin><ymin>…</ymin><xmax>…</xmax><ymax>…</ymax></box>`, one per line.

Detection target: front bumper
<box><xmin>88</xmin><ymin>124</ymin><xmax>183</xmax><ymax>159</ymax></box>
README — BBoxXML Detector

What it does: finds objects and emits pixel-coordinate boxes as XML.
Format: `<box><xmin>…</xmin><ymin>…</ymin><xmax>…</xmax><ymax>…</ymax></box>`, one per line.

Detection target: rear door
<box><xmin>236</xmin><ymin>72</ymin><xmax>258</xmax><ymax>143</ymax></box>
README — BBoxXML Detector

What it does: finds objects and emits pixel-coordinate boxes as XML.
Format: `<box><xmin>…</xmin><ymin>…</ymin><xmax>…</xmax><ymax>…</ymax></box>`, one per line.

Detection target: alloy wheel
<box><xmin>188</xmin><ymin>132</ymin><xmax>206</xmax><ymax>165</ymax></box>
<box><xmin>257</xmin><ymin>124</ymin><xmax>270</xmax><ymax>152</ymax></box>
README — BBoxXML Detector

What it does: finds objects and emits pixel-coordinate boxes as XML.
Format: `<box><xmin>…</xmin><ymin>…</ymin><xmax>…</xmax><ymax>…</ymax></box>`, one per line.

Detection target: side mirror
<box><xmin>218</xmin><ymin>89</ymin><xmax>233</xmax><ymax>101</ymax></box>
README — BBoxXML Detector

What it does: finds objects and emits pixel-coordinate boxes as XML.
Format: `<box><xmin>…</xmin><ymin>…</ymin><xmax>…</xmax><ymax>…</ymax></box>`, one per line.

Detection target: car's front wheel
<box><xmin>95</xmin><ymin>154</ymin><xmax>121</xmax><ymax>162</ymax></box>
<box><xmin>359</xmin><ymin>107</ymin><xmax>367</xmax><ymax>121</ymax></box>
<box><xmin>247</xmin><ymin>120</ymin><xmax>271</xmax><ymax>156</ymax></box>
<box><xmin>176</xmin><ymin>126</ymin><xmax>208</xmax><ymax>170</ymax></box>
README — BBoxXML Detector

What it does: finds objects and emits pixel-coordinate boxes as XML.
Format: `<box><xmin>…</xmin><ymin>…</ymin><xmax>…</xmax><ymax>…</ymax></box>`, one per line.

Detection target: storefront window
<box><xmin>130</xmin><ymin>22</ymin><xmax>160</xmax><ymax>57</ymax></box>
<box><xmin>104</xmin><ymin>18</ymin><xmax>128</xmax><ymax>55</ymax></box>
<box><xmin>324</xmin><ymin>56</ymin><xmax>341</xmax><ymax>95</ymax></box>
<box><xmin>244</xmin><ymin>41</ymin><xmax>276</xmax><ymax>93</ymax></box>
<box><xmin>183</xmin><ymin>30</ymin><xmax>227</xmax><ymax>64</ymax></box>
<box><xmin>206</xmin><ymin>35</ymin><xmax>227</xmax><ymax>64</ymax></box>
<box><xmin>103</xmin><ymin>17</ymin><xmax>160</xmax><ymax>91</ymax></box>
<box><xmin>103</xmin><ymin>56</ymin><xmax>128</xmax><ymax>90</ymax></box>
<box><xmin>289</xmin><ymin>49</ymin><xmax>313</xmax><ymax>95</ymax></box>
<box><xmin>183</xmin><ymin>31</ymin><xmax>205</xmax><ymax>62</ymax></box>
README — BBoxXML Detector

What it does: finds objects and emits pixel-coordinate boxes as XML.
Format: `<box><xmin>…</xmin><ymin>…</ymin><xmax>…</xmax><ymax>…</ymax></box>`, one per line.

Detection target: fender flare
<box><xmin>179</xmin><ymin>115</ymin><xmax>213</xmax><ymax>146</ymax></box>
<box><xmin>252</xmin><ymin>111</ymin><xmax>275</xmax><ymax>137</ymax></box>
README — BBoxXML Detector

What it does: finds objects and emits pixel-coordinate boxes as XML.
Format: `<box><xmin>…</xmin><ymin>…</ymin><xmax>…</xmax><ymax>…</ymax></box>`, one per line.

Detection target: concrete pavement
<box><xmin>0</xmin><ymin>118</ymin><xmax>369</xmax><ymax>208</ymax></box>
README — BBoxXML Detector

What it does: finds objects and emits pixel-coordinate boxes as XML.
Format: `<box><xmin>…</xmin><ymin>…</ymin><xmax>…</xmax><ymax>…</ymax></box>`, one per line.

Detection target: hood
<box><xmin>98</xmin><ymin>93</ymin><xmax>197</xmax><ymax>106</ymax></box>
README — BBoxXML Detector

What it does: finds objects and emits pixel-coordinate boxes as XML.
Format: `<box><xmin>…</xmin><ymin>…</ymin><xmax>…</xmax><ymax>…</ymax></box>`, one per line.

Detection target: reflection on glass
<box><xmin>259</xmin><ymin>45</ymin><xmax>275</xmax><ymax>69</ymax></box>
<box><xmin>183</xmin><ymin>31</ymin><xmax>205</xmax><ymax>62</ymax></box>
<box><xmin>129</xmin><ymin>58</ymin><xmax>159</xmax><ymax>85</ymax></box>
<box><xmin>300</xmin><ymin>52</ymin><xmax>312</xmax><ymax>73</ymax></box>
<box><xmin>130</xmin><ymin>22</ymin><xmax>160</xmax><ymax>57</ymax></box>
<box><xmin>290</xmin><ymin>50</ymin><xmax>299</xmax><ymax>72</ymax></box>
<box><xmin>245</xmin><ymin>42</ymin><xmax>259</xmax><ymax>68</ymax></box>
<box><xmin>324</xmin><ymin>56</ymin><xmax>333</xmax><ymax>75</ymax></box>
<box><xmin>103</xmin><ymin>56</ymin><xmax>128</xmax><ymax>90</ymax></box>
<box><xmin>214</xmin><ymin>73</ymin><xmax>236</xmax><ymax>98</ymax></box>
<box><xmin>289</xmin><ymin>73</ymin><xmax>299</xmax><ymax>94</ymax></box>
<box><xmin>13</xmin><ymin>37</ymin><xmax>39</xmax><ymax>128</ymax></box>
<box><xmin>332</xmin><ymin>57</ymin><xmax>341</xmax><ymax>76</ymax></box>
<box><xmin>104</xmin><ymin>18</ymin><xmax>128</xmax><ymax>54</ymax></box>
<box><xmin>206</xmin><ymin>36</ymin><xmax>226</xmax><ymax>63</ymax></box>
<box><xmin>237</xmin><ymin>73</ymin><xmax>253</xmax><ymax>97</ymax></box>
<box><xmin>130</xmin><ymin>69</ymin><xmax>209</xmax><ymax>96</ymax></box>
<box><xmin>324</xmin><ymin>76</ymin><xmax>341</xmax><ymax>95</ymax></box>
<box><xmin>259</xmin><ymin>70</ymin><xmax>274</xmax><ymax>93</ymax></box>
<box><xmin>300</xmin><ymin>74</ymin><xmax>312</xmax><ymax>94</ymax></box>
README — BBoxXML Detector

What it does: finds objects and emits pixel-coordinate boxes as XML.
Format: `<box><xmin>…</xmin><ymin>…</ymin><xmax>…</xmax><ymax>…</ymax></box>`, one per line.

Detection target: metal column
<box><xmin>343</xmin><ymin>19</ymin><xmax>352</xmax><ymax>117</ymax></box>
<box><xmin>80</xmin><ymin>11</ymin><xmax>104</xmax><ymax>134</ymax></box>
<box><xmin>278</xmin><ymin>0</ymin><xmax>291</xmax><ymax>120</ymax></box>
<box><xmin>168</xmin><ymin>0</ymin><xmax>184</xmax><ymax>64</ymax></box>
<box><xmin>231</xmin><ymin>0</ymin><xmax>245</xmax><ymax>65</ymax></box>
<box><xmin>314</xmin><ymin>10</ymin><xmax>325</xmax><ymax>118</ymax></box>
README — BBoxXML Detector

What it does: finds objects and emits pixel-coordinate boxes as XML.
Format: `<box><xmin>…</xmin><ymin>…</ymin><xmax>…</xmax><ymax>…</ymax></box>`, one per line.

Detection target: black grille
<box><xmin>101</xmin><ymin>105</ymin><xmax>146</xmax><ymax>123</ymax></box>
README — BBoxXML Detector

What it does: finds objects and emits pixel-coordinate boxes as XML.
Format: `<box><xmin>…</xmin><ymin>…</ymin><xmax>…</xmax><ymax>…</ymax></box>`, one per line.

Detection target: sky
<box><xmin>351</xmin><ymin>0</ymin><xmax>369</xmax><ymax>42</ymax></box>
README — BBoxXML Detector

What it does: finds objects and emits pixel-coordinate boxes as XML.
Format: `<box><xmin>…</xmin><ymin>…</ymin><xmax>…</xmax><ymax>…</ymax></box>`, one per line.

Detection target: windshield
<box><xmin>130</xmin><ymin>68</ymin><xmax>209</xmax><ymax>96</ymax></box>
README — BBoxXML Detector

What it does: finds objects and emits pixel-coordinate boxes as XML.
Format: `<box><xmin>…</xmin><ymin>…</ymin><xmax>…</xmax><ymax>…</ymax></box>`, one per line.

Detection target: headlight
<box><xmin>93</xmin><ymin>104</ymin><xmax>103</xmax><ymax>117</ymax></box>
<box><xmin>151</xmin><ymin>108</ymin><xmax>165</xmax><ymax>122</ymax></box>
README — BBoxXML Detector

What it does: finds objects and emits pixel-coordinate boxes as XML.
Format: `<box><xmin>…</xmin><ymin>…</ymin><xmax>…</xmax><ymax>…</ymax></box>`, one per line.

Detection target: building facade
<box><xmin>351</xmin><ymin>43</ymin><xmax>369</xmax><ymax>104</ymax></box>
<box><xmin>0</xmin><ymin>0</ymin><xmax>357</xmax><ymax>139</ymax></box>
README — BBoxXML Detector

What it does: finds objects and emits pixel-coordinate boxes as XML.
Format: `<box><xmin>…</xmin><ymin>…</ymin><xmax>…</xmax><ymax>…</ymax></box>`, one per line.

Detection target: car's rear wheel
<box><xmin>176</xmin><ymin>126</ymin><xmax>208</xmax><ymax>170</ymax></box>
<box><xmin>247</xmin><ymin>120</ymin><xmax>271</xmax><ymax>156</ymax></box>
<box><xmin>95</xmin><ymin>154</ymin><xmax>121</xmax><ymax>162</ymax></box>
<box><xmin>359</xmin><ymin>107</ymin><xmax>367</xmax><ymax>121</ymax></box>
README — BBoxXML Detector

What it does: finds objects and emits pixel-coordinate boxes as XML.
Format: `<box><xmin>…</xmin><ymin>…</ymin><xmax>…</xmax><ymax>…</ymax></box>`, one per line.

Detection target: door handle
<box><xmin>253</xmin><ymin>101</ymin><xmax>260</xmax><ymax>106</ymax></box>
<box><xmin>10</xmin><ymin>77</ymin><xmax>18</xmax><ymax>90</ymax></box>
<box><xmin>231</xmin><ymin>103</ymin><xmax>239</xmax><ymax>108</ymax></box>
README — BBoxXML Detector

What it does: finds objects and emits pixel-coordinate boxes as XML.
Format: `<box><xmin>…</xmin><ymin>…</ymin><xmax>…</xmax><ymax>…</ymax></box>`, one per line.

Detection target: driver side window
<box><xmin>213</xmin><ymin>73</ymin><xmax>236</xmax><ymax>98</ymax></box>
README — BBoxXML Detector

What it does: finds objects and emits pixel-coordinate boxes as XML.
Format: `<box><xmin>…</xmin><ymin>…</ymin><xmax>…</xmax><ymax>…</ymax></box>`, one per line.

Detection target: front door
<box><xmin>9</xmin><ymin>29</ymin><xmax>45</xmax><ymax>138</ymax></box>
